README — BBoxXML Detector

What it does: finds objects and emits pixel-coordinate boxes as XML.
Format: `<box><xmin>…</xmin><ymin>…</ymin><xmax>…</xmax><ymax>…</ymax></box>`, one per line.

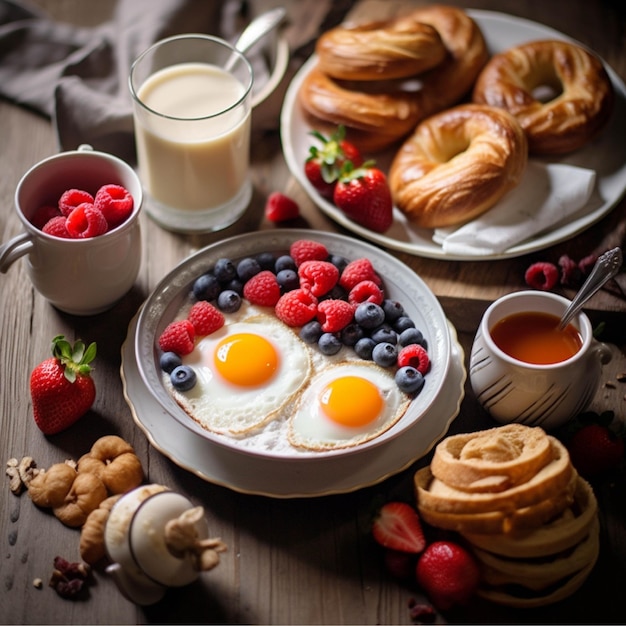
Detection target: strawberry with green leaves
<box><xmin>30</xmin><ymin>335</ymin><xmax>97</xmax><ymax>435</ymax></box>
<box><xmin>304</xmin><ymin>126</ymin><xmax>363</xmax><ymax>199</ymax></box>
<box><xmin>333</xmin><ymin>162</ymin><xmax>393</xmax><ymax>233</ymax></box>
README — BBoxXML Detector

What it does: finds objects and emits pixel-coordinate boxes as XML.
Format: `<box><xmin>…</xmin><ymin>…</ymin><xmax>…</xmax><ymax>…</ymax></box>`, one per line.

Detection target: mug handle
<box><xmin>0</xmin><ymin>232</ymin><xmax>34</xmax><ymax>273</ymax></box>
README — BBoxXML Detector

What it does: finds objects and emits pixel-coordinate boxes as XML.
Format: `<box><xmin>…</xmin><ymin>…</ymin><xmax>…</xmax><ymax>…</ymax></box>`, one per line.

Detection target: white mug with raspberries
<box><xmin>0</xmin><ymin>145</ymin><xmax>143</xmax><ymax>315</ymax></box>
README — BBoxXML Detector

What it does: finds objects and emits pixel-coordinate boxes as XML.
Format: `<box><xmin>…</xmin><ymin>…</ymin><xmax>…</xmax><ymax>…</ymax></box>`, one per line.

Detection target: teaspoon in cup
<box><xmin>558</xmin><ymin>246</ymin><xmax>623</xmax><ymax>330</ymax></box>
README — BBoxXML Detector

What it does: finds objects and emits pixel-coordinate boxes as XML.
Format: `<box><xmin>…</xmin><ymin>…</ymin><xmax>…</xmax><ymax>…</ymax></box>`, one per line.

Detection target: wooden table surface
<box><xmin>1</xmin><ymin>1</ymin><xmax>625</xmax><ymax>624</ymax></box>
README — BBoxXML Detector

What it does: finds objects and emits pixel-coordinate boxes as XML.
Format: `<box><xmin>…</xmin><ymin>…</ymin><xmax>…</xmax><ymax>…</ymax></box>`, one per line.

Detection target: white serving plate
<box><xmin>280</xmin><ymin>10</ymin><xmax>626</xmax><ymax>260</ymax></box>
<box><xmin>132</xmin><ymin>229</ymin><xmax>451</xmax><ymax>461</ymax></box>
<box><xmin>122</xmin><ymin>314</ymin><xmax>465</xmax><ymax>498</ymax></box>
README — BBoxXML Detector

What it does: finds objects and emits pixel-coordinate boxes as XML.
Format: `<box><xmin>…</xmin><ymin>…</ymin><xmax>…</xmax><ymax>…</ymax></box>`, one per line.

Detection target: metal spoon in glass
<box><xmin>234</xmin><ymin>7</ymin><xmax>287</xmax><ymax>56</ymax></box>
<box><xmin>558</xmin><ymin>246</ymin><xmax>623</xmax><ymax>330</ymax></box>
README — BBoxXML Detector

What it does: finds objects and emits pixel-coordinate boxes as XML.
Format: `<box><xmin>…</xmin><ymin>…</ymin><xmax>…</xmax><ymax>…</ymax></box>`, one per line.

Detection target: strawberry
<box><xmin>371</xmin><ymin>502</ymin><xmax>426</xmax><ymax>554</ymax></box>
<box><xmin>304</xmin><ymin>126</ymin><xmax>363</xmax><ymax>199</ymax></box>
<box><xmin>566</xmin><ymin>423</ymin><xmax>625</xmax><ymax>478</ymax></box>
<box><xmin>30</xmin><ymin>335</ymin><xmax>97</xmax><ymax>435</ymax></box>
<box><xmin>415</xmin><ymin>541</ymin><xmax>480</xmax><ymax>611</ymax></box>
<box><xmin>265</xmin><ymin>192</ymin><xmax>300</xmax><ymax>222</ymax></box>
<box><xmin>333</xmin><ymin>164</ymin><xmax>393</xmax><ymax>233</ymax></box>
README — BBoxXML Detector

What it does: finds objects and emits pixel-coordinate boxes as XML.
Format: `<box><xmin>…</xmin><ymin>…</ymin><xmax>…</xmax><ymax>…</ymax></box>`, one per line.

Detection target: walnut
<box><xmin>52</xmin><ymin>472</ymin><xmax>108</xmax><ymax>528</ymax></box>
<box><xmin>79</xmin><ymin>495</ymin><xmax>121</xmax><ymax>565</ymax></box>
<box><xmin>28</xmin><ymin>463</ymin><xmax>77</xmax><ymax>508</ymax></box>
<box><xmin>6</xmin><ymin>457</ymin><xmax>40</xmax><ymax>495</ymax></box>
<box><xmin>77</xmin><ymin>435</ymin><xmax>143</xmax><ymax>495</ymax></box>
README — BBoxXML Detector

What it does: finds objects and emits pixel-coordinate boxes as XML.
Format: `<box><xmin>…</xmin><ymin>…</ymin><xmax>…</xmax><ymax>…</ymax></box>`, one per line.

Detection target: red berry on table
<box><xmin>42</xmin><ymin>215</ymin><xmax>72</xmax><ymax>239</ymax></box>
<box><xmin>158</xmin><ymin>319</ymin><xmax>195</xmax><ymax>355</ymax></box>
<box><xmin>524</xmin><ymin>261</ymin><xmax>559</xmax><ymax>290</ymax></box>
<box><xmin>333</xmin><ymin>164</ymin><xmax>393</xmax><ymax>233</ymax></box>
<box><xmin>289</xmin><ymin>239</ymin><xmax>329</xmax><ymax>267</ymax></box>
<box><xmin>66</xmin><ymin>203</ymin><xmax>108</xmax><ymax>238</ymax></box>
<box><xmin>187</xmin><ymin>301</ymin><xmax>224</xmax><ymax>336</ymax></box>
<box><xmin>415</xmin><ymin>541</ymin><xmax>480</xmax><ymax>611</ymax></box>
<box><xmin>371</xmin><ymin>501</ymin><xmax>426</xmax><ymax>554</ymax></box>
<box><xmin>265</xmin><ymin>192</ymin><xmax>300</xmax><ymax>222</ymax></box>
<box><xmin>243</xmin><ymin>270</ymin><xmax>281</xmax><ymax>307</ymax></box>
<box><xmin>566</xmin><ymin>423</ymin><xmax>625</xmax><ymax>478</ymax></box>
<box><xmin>58</xmin><ymin>188</ymin><xmax>94</xmax><ymax>217</ymax></box>
<box><xmin>304</xmin><ymin>126</ymin><xmax>363</xmax><ymax>199</ymax></box>
<box><xmin>298</xmin><ymin>260</ymin><xmax>339</xmax><ymax>297</ymax></box>
<box><xmin>30</xmin><ymin>335</ymin><xmax>97</xmax><ymax>435</ymax></box>
<box><xmin>94</xmin><ymin>184</ymin><xmax>134</xmax><ymax>228</ymax></box>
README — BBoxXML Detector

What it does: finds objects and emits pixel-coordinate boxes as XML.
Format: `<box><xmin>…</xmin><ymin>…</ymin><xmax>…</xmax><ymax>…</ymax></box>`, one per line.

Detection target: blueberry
<box><xmin>329</xmin><ymin>254</ymin><xmax>349</xmax><ymax>273</ymax></box>
<box><xmin>382</xmin><ymin>299</ymin><xmax>405</xmax><ymax>323</ymax></box>
<box><xmin>192</xmin><ymin>273</ymin><xmax>220</xmax><ymax>302</ymax></box>
<box><xmin>217</xmin><ymin>289</ymin><xmax>241</xmax><ymax>313</ymax></box>
<box><xmin>159</xmin><ymin>351</ymin><xmax>182</xmax><ymax>373</ymax></box>
<box><xmin>395</xmin><ymin>366</ymin><xmax>425</xmax><ymax>394</ymax></box>
<box><xmin>393</xmin><ymin>315</ymin><xmax>416</xmax><ymax>333</ymax></box>
<box><xmin>370</xmin><ymin>325</ymin><xmax>398</xmax><ymax>345</ymax></box>
<box><xmin>237</xmin><ymin>257</ymin><xmax>261</xmax><ymax>282</ymax></box>
<box><xmin>170</xmin><ymin>365</ymin><xmax>197</xmax><ymax>391</ymax></box>
<box><xmin>399</xmin><ymin>327</ymin><xmax>426</xmax><ymax>348</ymax></box>
<box><xmin>318</xmin><ymin>284</ymin><xmax>348</xmax><ymax>301</ymax></box>
<box><xmin>299</xmin><ymin>320</ymin><xmax>323</xmax><ymax>344</ymax></box>
<box><xmin>276</xmin><ymin>268</ymin><xmax>299</xmax><ymax>292</ymax></box>
<box><xmin>354</xmin><ymin>302</ymin><xmax>385</xmax><ymax>329</ymax></box>
<box><xmin>213</xmin><ymin>258</ymin><xmax>237</xmax><ymax>283</ymax></box>
<box><xmin>224</xmin><ymin>278</ymin><xmax>244</xmax><ymax>295</ymax></box>
<box><xmin>256</xmin><ymin>251</ymin><xmax>276</xmax><ymax>271</ymax></box>
<box><xmin>354</xmin><ymin>337</ymin><xmax>376</xmax><ymax>360</ymax></box>
<box><xmin>372</xmin><ymin>342</ymin><xmax>397</xmax><ymax>367</ymax></box>
<box><xmin>318</xmin><ymin>332</ymin><xmax>342</xmax><ymax>355</ymax></box>
<box><xmin>274</xmin><ymin>254</ymin><xmax>296</xmax><ymax>273</ymax></box>
<box><xmin>340</xmin><ymin>323</ymin><xmax>364</xmax><ymax>346</ymax></box>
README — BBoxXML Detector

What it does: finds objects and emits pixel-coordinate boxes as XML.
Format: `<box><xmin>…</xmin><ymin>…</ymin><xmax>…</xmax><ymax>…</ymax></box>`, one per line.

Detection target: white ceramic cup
<box><xmin>469</xmin><ymin>290</ymin><xmax>612</xmax><ymax>430</ymax></box>
<box><xmin>0</xmin><ymin>145</ymin><xmax>142</xmax><ymax>315</ymax></box>
<box><xmin>129</xmin><ymin>34</ymin><xmax>254</xmax><ymax>233</ymax></box>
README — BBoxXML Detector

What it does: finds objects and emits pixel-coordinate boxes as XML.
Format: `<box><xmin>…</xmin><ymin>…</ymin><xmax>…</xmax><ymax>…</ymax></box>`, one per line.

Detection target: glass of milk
<box><xmin>129</xmin><ymin>35</ymin><xmax>253</xmax><ymax>233</ymax></box>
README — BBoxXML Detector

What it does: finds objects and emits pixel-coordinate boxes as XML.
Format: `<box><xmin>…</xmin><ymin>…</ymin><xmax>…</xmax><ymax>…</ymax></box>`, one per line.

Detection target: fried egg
<box><xmin>288</xmin><ymin>361</ymin><xmax>411</xmax><ymax>451</ymax></box>
<box><xmin>172</xmin><ymin>314</ymin><xmax>312</xmax><ymax>435</ymax></box>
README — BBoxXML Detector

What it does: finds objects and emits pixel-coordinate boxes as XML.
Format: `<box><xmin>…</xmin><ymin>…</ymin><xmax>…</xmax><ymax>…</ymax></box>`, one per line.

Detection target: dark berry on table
<box><xmin>300</xmin><ymin>320</ymin><xmax>323</xmax><ymax>344</ymax></box>
<box><xmin>393</xmin><ymin>316</ymin><xmax>416</xmax><ymax>333</ymax></box>
<box><xmin>217</xmin><ymin>289</ymin><xmax>242</xmax><ymax>313</ymax></box>
<box><xmin>160</xmin><ymin>351</ymin><xmax>182</xmax><ymax>373</ymax></box>
<box><xmin>372</xmin><ymin>342</ymin><xmax>398</xmax><ymax>367</ymax></box>
<box><xmin>274</xmin><ymin>254</ymin><xmax>297</xmax><ymax>273</ymax></box>
<box><xmin>354</xmin><ymin>302</ymin><xmax>385</xmax><ymax>329</ymax></box>
<box><xmin>399</xmin><ymin>327</ymin><xmax>426</xmax><ymax>348</ymax></box>
<box><xmin>170</xmin><ymin>365</ymin><xmax>197</xmax><ymax>391</ymax></box>
<box><xmin>382</xmin><ymin>299</ymin><xmax>404</xmax><ymax>322</ymax></box>
<box><xmin>340</xmin><ymin>323</ymin><xmax>364</xmax><ymax>346</ymax></box>
<box><xmin>318</xmin><ymin>332</ymin><xmax>342</xmax><ymax>355</ymax></box>
<box><xmin>370</xmin><ymin>325</ymin><xmax>398</xmax><ymax>345</ymax></box>
<box><xmin>395</xmin><ymin>366</ymin><xmax>424</xmax><ymax>394</ymax></box>
<box><xmin>276</xmin><ymin>269</ymin><xmax>299</xmax><ymax>292</ymax></box>
<box><xmin>354</xmin><ymin>337</ymin><xmax>376</xmax><ymax>360</ymax></box>
<box><xmin>192</xmin><ymin>273</ymin><xmax>220</xmax><ymax>302</ymax></box>
<box><xmin>214</xmin><ymin>257</ymin><xmax>237</xmax><ymax>283</ymax></box>
<box><xmin>237</xmin><ymin>257</ymin><xmax>262</xmax><ymax>282</ymax></box>
<box><xmin>256</xmin><ymin>251</ymin><xmax>276</xmax><ymax>271</ymax></box>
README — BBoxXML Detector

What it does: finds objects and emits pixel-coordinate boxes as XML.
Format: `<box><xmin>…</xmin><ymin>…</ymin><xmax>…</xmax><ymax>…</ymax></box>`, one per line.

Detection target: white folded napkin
<box><xmin>432</xmin><ymin>161</ymin><xmax>596</xmax><ymax>256</ymax></box>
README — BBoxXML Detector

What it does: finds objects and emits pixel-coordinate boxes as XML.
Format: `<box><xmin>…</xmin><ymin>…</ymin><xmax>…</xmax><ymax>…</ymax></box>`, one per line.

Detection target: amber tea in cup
<box><xmin>489</xmin><ymin>311</ymin><xmax>583</xmax><ymax>365</ymax></box>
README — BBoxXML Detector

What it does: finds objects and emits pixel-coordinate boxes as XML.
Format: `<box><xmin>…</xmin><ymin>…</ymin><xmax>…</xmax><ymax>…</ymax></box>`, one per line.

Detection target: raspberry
<box><xmin>243</xmin><ymin>270</ymin><xmax>281</xmax><ymax>307</ymax></box>
<box><xmin>289</xmin><ymin>239</ymin><xmax>328</xmax><ymax>267</ymax></box>
<box><xmin>265</xmin><ymin>192</ymin><xmax>300</xmax><ymax>222</ymax></box>
<box><xmin>31</xmin><ymin>205</ymin><xmax>61</xmax><ymax>230</ymax></box>
<box><xmin>298</xmin><ymin>260</ymin><xmax>339</xmax><ymax>297</ymax></box>
<box><xmin>58</xmin><ymin>188</ymin><xmax>95</xmax><ymax>217</ymax></box>
<box><xmin>42</xmin><ymin>215</ymin><xmax>72</xmax><ymax>238</ymax></box>
<box><xmin>397</xmin><ymin>344</ymin><xmax>430</xmax><ymax>375</ymax></box>
<box><xmin>558</xmin><ymin>254</ymin><xmax>582</xmax><ymax>287</ymax></box>
<box><xmin>275</xmin><ymin>288</ymin><xmax>318</xmax><ymax>326</ymax></box>
<box><xmin>94</xmin><ymin>184</ymin><xmax>134</xmax><ymax>228</ymax></box>
<box><xmin>524</xmin><ymin>261</ymin><xmax>559</xmax><ymax>290</ymax></box>
<box><xmin>339</xmin><ymin>258</ymin><xmax>382</xmax><ymax>290</ymax></box>
<box><xmin>578</xmin><ymin>253</ymin><xmax>598</xmax><ymax>276</ymax></box>
<box><xmin>187</xmin><ymin>301</ymin><xmax>224</xmax><ymax>336</ymax></box>
<box><xmin>66</xmin><ymin>203</ymin><xmax>108</xmax><ymax>238</ymax></box>
<box><xmin>158</xmin><ymin>319</ymin><xmax>195</xmax><ymax>355</ymax></box>
<box><xmin>348</xmin><ymin>279</ymin><xmax>384</xmax><ymax>306</ymax></box>
<box><xmin>316</xmin><ymin>299</ymin><xmax>354</xmax><ymax>333</ymax></box>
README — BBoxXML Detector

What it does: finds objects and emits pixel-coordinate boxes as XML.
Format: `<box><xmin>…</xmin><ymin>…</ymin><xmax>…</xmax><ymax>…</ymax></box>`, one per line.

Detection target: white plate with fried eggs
<box><xmin>133</xmin><ymin>229</ymin><xmax>451</xmax><ymax>461</ymax></box>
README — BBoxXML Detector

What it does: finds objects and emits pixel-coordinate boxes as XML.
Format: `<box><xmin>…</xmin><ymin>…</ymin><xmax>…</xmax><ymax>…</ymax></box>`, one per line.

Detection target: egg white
<box><xmin>288</xmin><ymin>361</ymin><xmax>411</xmax><ymax>451</ymax></box>
<box><xmin>170</xmin><ymin>313</ymin><xmax>312</xmax><ymax>435</ymax></box>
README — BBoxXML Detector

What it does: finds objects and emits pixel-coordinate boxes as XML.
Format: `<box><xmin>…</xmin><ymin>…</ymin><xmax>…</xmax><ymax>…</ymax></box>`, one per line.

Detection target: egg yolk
<box><xmin>319</xmin><ymin>375</ymin><xmax>383</xmax><ymax>427</ymax></box>
<box><xmin>214</xmin><ymin>332</ymin><xmax>278</xmax><ymax>387</ymax></box>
